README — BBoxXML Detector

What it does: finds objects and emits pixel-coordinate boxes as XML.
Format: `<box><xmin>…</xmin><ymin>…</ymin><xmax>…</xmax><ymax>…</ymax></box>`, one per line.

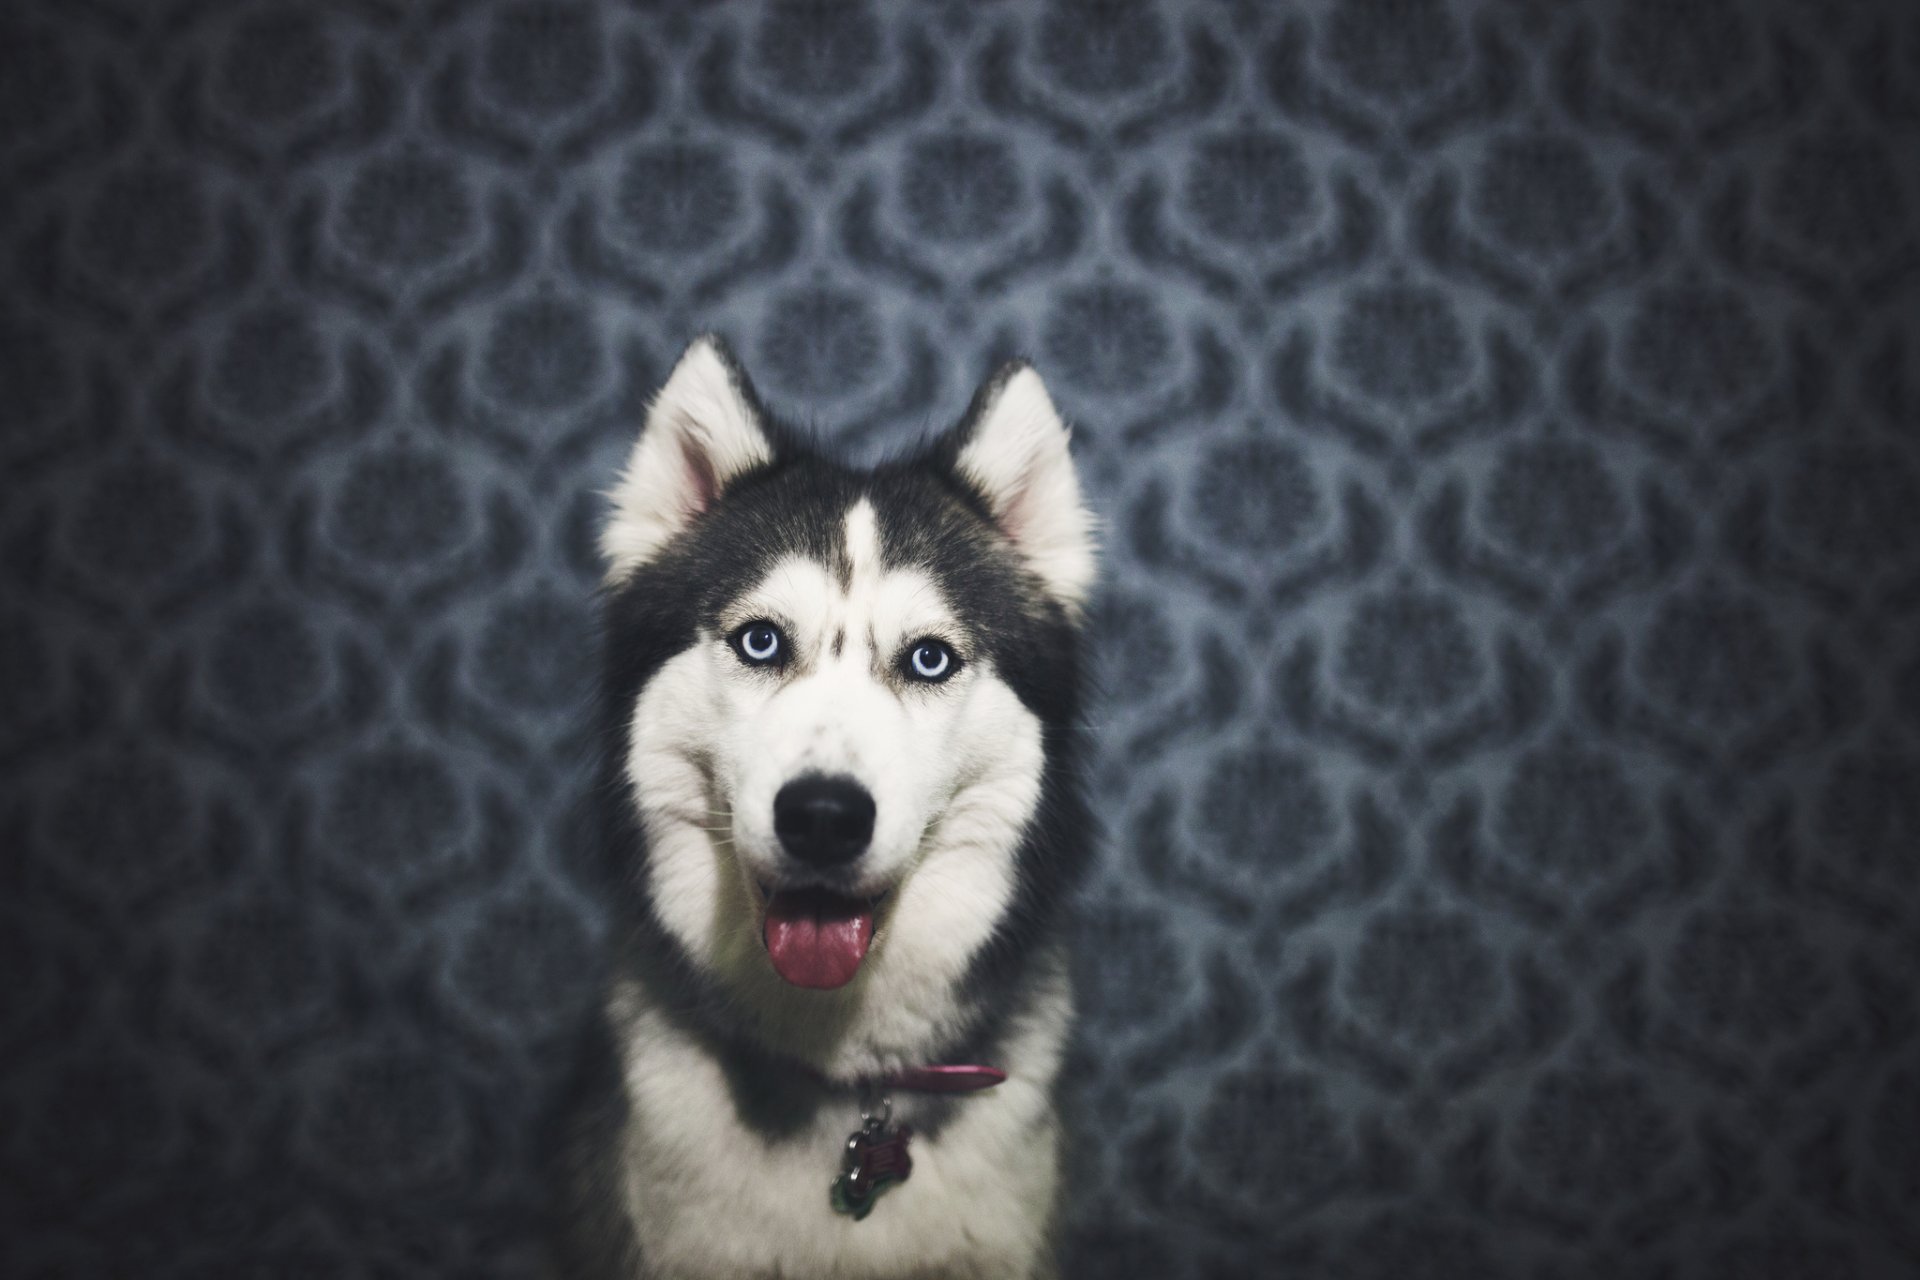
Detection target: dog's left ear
<box><xmin>945</xmin><ymin>361</ymin><xmax>1097</xmax><ymax>612</ymax></box>
<box><xmin>601</xmin><ymin>335</ymin><xmax>775</xmax><ymax>582</ymax></box>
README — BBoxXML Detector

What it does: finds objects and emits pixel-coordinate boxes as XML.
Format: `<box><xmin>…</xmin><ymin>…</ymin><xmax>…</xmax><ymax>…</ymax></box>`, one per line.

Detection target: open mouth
<box><xmin>759</xmin><ymin>885</ymin><xmax>885</xmax><ymax>990</ymax></box>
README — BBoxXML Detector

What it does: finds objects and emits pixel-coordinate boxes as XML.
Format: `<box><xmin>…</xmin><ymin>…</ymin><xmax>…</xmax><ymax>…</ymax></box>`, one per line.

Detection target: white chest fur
<box><xmin>607</xmin><ymin>975</ymin><xmax>1070</xmax><ymax>1280</ymax></box>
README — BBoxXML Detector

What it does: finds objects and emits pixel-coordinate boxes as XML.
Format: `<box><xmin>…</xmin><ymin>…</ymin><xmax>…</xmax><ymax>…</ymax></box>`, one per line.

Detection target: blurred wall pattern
<box><xmin>3</xmin><ymin>1</ymin><xmax>1919</xmax><ymax>1276</ymax></box>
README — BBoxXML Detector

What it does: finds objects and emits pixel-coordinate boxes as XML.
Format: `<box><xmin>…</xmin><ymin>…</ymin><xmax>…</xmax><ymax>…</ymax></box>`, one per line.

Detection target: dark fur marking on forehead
<box><xmin>831</xmin><ymin>627</ymin><xmax>844</xmax><ymax>658</ymax></box>
<box><xmin>664</xmin><ymin>462</ymin><xmax>863</xmax><ymax>631</ymax></box>
<box><xmin>831</xmin><ymin>527</ymin><xmax>853</xmax><ymax>592</ymax></box>
<box><xmin>859</xmin><ymin>467</ymin><xmax>1079</xmax><ymax>724</ymax></box>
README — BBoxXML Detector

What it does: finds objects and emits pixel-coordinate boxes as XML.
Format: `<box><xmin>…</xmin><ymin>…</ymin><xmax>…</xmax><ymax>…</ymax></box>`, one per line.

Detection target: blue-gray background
<box><xmin>4</xmin><ymin>1</ymin><xmax>1920</xmax><ymax>1276</ymax></box>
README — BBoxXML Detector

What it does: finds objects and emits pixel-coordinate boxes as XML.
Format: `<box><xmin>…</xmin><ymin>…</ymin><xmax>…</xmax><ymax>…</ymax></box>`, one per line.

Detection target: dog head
<box><xmin>599</xmin><ymin>336</ymin><xmax>1095</xmax><ymax>1074</ymax></box>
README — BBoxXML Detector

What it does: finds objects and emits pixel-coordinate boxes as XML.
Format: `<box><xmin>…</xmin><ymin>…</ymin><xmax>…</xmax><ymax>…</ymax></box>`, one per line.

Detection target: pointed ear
<box><xmin>601</xmin><ymin>335</ymin><xmax>775</xmax><ymax>581</ymax></box>
<box><xmin>947</xmin><ymin>362</ymin><xmax>1097</xmax><ymax>611</ymax></box>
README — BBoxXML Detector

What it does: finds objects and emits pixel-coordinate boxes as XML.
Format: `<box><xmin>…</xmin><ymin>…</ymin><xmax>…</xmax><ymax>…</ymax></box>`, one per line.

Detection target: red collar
<box><xmin>885</xmin><ymin>1065</ymin><xmax>1006</xmax><ymax>1094</ymax></box>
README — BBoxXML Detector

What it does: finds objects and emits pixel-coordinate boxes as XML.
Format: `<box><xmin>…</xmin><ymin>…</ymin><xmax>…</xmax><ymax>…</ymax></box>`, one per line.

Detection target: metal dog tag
<box><xmin>830</xmin><ymin>1097</ymin><xmax>912</xmax><ymax>1220</ymax></box>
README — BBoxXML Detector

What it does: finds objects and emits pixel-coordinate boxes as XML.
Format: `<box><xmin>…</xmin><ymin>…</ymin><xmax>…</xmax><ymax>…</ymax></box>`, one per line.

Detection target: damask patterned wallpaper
<box><xmin>4</xmin><ymin>0</ymin><xmax>1919</xmax><ymax>1276</ymax></box>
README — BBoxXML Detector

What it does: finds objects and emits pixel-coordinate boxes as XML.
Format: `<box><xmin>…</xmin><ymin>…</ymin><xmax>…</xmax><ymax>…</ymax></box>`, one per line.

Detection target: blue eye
<box><xmin>731</xmin><ymin>621</ymin><xmax>785</xmax><ymax>667</ymax></box>
<box><xmin>905</xmin><ymin>639</ymin><xmax>958</xmax><ymax>683</ymax></box>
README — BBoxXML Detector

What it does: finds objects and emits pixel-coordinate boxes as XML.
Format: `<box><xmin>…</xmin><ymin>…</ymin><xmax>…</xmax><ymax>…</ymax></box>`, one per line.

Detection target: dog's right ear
<box><xmin>601</xmin><ymin>335</ymin><xmax>775</xmax><ymax>582</ymax></box>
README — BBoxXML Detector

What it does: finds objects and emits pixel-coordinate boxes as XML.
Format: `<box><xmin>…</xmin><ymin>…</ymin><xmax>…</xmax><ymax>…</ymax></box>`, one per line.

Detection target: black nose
<box><xmin>773</xmin><ymin>775</ymin><xmax>876</xmax><ymax>868</ymax></box>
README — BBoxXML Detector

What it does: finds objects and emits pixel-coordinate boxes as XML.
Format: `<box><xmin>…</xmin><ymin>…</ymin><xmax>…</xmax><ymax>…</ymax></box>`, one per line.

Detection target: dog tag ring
<box><xmin>830</xmin><ymin>1093</ymin><xmax>912</xmax><ymax>1220</ymax></box>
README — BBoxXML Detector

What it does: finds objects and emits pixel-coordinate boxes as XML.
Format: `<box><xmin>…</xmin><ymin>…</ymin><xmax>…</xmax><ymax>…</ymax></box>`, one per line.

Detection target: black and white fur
<box><xmin>555</xmin><ymin>336</ymin><xmax>1098</xmax><ymax>1280</ymax></box>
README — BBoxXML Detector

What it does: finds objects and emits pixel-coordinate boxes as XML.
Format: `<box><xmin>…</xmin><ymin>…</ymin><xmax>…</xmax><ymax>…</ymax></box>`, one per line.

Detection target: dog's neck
<box><xmin>604</xmin><ymin>957</ymin><xmax>1070</xmax><ymax>1155</ymax></box>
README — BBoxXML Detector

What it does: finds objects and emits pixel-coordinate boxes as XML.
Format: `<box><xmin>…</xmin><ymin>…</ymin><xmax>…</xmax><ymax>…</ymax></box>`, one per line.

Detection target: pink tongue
<box><xmin>764</xmin><ymin>890</ymin><xmax>875</xmax><ymax>989</ymax></box>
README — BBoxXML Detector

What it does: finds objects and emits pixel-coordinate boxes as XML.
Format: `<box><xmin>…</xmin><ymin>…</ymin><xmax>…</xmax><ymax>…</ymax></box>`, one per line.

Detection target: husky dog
<box><xmin>556</xmin><ymin>336</ymin><xmax>1097</xmax><ymax>1280</ymax></box>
